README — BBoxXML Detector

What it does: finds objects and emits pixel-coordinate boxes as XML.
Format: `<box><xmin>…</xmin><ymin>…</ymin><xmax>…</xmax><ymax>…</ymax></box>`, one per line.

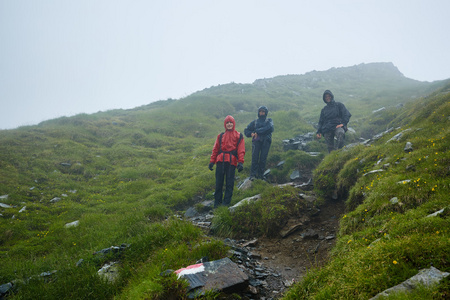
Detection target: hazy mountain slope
<box><xmin>0</xmin><ymin>63</ymin><xmax>449</xmax><ymax>299</ymax></box>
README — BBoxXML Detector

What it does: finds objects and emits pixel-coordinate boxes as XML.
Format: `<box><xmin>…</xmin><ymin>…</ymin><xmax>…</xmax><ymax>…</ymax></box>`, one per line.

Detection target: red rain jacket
<box><xmin>210</xmin><ymin>115</ymin><xmax>245</xmax><ymax>167</ymax></box>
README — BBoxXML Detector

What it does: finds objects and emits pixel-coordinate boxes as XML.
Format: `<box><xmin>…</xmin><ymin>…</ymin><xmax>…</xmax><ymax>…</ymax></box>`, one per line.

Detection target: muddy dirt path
<box><xmin>253</xmin><ymin>198</ymin><xmax>346</xmax><ymax>282</ymax></box>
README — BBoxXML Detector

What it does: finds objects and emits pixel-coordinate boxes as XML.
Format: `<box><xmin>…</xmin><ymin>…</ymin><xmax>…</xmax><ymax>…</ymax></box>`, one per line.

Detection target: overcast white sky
<box><xmin>1</xmin><ymin>0</ymin><xmax>449</xmax><ymax>129</ymax></box>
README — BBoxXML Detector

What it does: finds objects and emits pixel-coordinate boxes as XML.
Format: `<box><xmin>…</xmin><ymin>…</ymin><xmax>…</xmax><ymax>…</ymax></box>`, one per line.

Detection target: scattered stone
<box><xmin>277</xmin><ymin>182</ymin><xmax>295</xmax><ymax>188</ymax></box>
<box><xmin>372</xmin><ymin>107</ymin><xmax>386</xmax><ymax>113</ymax></box>
<box><xmin>280</xmin><ymin>223</ymin><xmax>304</xmax><ymax>238</ymax></box>
<box><xmin>373</xmin><ymin>127</ymin><xmax>395</xmax><ymax>141</ymax></box>
<box><xmin>248</xmin><ymin>285</ymin><xmax>258</xmax><ymax>294</ymax></box>
<box><xmin>426</xmin><ymin>208</ymin><xmax>446</xmax><ymax>218</ymax></box>
<box><xmin>290</xmin><ymin>170</ymin><xmax>301</xmax><ymax>181</ymax></box>
<box><xmin>0</xmin><ymin>195</ymin><xmax>9</xmax><ymax>200</ymax></box>
<box><xmin>283</xmin><ymin>278</ymin><xmax>295</xmax><ymax>287</ymax></box>
<box><xmin>65</xmin><ymin>220</ymin><xmax>80</xmax><ymax>228</ymax></box>
<box><xmin>363</xmin><ymin>169</ymin><xmax>384</xmax><ymax>176</ymax></box>
<box><xmin>19</xmin><ymin>206</ymin><xmax>26</xmax><ymax>213</ymax></box>
<box><xmin>237</xmin><ymin>177</ymin><xmax>253</xmax><ymax>191</ymax></box>
<box><xmin>60</xmin><ymin>162</ymin><xmax>71</xmax><ymax>167</ymax></box>
<box><xmin>404</xmin><ymin>142</ymin><xmax>413</xmax><ymax>152</ymax></box>
<box><xmin>93</xmin><ymin>244</ymin><xmax>130</xmax><ymax>256</ymax></box>
<box><xmin>386</xmin><ymin>128</ymin><xmax>411</xmax><ymax>143</ymax></box>
<box><xmin>98</xmin><ymin>261</ymin><xmax>120</xmax><ymax>283</ymax></box>
<box><xmin>229</xmin><ymin>194</ymin><xmax>261</xmax><ymax>213</ymax></box>
<box><xmin>38</xmin><ymin>270</ymin><xmax>57</xmax><ymax>278</ymax></box>
<box><xmin>296</xmin><ymin>178</ymin><xmax>314</xmax><ymax>190</ymax></box>
<box><xmin>389</xmin><ymin>197</ymin><xmax>399</xmax><ymax>204</ymax></box>
<box><xmin>282</xmin><ymin>132</ymin><xmax>315</xmax><ymax>151</ymax></box>
<box><xmin>276</xmin><ymin>161</ymin><xmax>285</xmax><ymax>169</ymax></box>
<box><xmin>195</xmin><ymin>221</ymin><xmax>211</xmax><ymax>229</ymax></box>
<box><xmin>249</xmin><ymin>252</ymin><xmax>262</xmax><ymax>259</ymax></box>
<box><xmin>50</xmin><ymin>197</ymin><xmax>62</xmax><ymax>203</ymax></box>
<box><xmin>0</xmin><ymin>203</ymin><xmax>13</xmax><ymax>208</ymax></box>
<box><xmin>0</xmin><ymin>282</ymin><xmax>14</xmax><ymax>298</ymax></box>
<box><xmin>240</xmin><ymin>239</ymin><xmax>258</xmax><ymax>248</ymax></box>
<box><xmin>370</xmin><ymin>267</ymin><xmax>449</xmax><ymax>299</ymax></box>
<box><xmin>175</xmin><ymin>257</ymin><xmax>249</xmax><ymax>297</ymax></box>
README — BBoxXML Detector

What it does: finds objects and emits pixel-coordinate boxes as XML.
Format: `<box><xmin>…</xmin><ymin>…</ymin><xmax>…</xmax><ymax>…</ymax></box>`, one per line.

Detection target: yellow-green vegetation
<box><xmin>0</xmin><ymin>66</ymin><xmax>449</xmax><ymax>299</ymax></box>
<box><xmin>212</xmin><ymin>183</ymin><xmax>309</xmax><ymax>239</ymax></box>
<box><xmin>283</xmin><ymin>84</ymin><xmax>450</xmax><ymax>299</ymax></box>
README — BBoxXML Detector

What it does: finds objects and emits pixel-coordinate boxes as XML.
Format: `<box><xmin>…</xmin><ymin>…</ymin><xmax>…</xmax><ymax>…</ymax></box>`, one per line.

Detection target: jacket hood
<box><xmin>258</xmin><ymin>106</ymin><xmax>269</xmax><ymax>119</ymax></box>
<box><xmin>224</xmin><ymin>115</ymin><xmax>236</xmax><ymax>131</ymax></box>
<box><xmin>322</xmin><ymin>90</ymin><xmax>335</xmax><ymax>103</ymax></box>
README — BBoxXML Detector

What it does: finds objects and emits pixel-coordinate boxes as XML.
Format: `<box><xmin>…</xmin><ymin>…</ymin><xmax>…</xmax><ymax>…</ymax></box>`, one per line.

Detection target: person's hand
<box><xmin>316</xmin><ymin>133</ymin><xmax>322</xmax><ymax>139</ymax></box>
<box><xmin>336</xmin><ymin>124</ymin><xmax>344</xmax><ymax>128</ymax></box>
<box><xmin>208</xmin><ymin>163</ymin><xmax>214</xmax><ymax>171</ymax></box>
<box><xmin>237</xmin><ymin>162</ymin><xmax>243</xmax><ymax>172</ymax></box>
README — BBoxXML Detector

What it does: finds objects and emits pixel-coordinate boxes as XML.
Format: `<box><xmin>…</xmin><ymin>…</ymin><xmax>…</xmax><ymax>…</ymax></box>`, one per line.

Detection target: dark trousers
<box><xmin>214</xmin><ymin>162</ymin><xmax>236</xmax><ymax>207</ymax></box>
<box><xmin>324</xmin><ymin>127</ymin><xmax>345</xmax><ymax>153</ymax></box>
<box><xmin>250</xmin><ymin>139</ymin><xmax>271</xmax><ymax>179</ymax></box>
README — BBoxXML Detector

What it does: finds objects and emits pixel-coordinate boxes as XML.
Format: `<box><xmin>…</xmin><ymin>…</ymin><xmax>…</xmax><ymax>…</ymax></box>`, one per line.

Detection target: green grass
<box><xmin>0</xmin><ymin>68</ymin><xmax>449</xmax><ymax>299</ymax></box>
<box><xmin>283</xmin><ymin>83</ymin><xmax>450</xmax><ymax>299</ymax></box>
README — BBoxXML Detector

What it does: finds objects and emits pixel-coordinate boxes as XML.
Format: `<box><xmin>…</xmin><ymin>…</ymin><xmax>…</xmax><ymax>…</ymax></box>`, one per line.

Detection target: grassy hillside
<box><xmin>283</xmin><ymin>83</ymin><xmax>450</xmax><ymax>299</ymax></box>
<box><xmin>0</xmin><ymin>64</ymin><xmax>448</xmax><ymax>299</ymax></box>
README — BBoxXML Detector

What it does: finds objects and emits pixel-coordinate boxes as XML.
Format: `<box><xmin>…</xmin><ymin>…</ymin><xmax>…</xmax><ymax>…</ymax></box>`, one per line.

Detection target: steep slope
<box><xmin>283</xmin><ymin>82</ymin><xmax>450</xmax><ymax>299</ymax></box>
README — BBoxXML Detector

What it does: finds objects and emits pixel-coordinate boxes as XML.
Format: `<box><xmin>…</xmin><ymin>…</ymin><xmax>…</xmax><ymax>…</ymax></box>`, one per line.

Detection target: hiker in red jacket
<box><xmin>209</xmin><ymin>115</ymin><xmax>245</xmax><ymax>208</ymax></box>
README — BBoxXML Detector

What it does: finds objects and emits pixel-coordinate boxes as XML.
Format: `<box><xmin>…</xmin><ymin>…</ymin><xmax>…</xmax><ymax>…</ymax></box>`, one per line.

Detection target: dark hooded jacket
<box><xmin>316</xmin><ymin>90</ymin><xmax>351</xmax><ymax>135</ymax></box>
<box><xmin>244</xmin><ymin>106</ymin><xmax>274</xmax><ymax>141</ymax></box>
<box><xmin>210</xmin><ymin>115</ymin><xmax>245</xmax><ymax>166</ymax></box>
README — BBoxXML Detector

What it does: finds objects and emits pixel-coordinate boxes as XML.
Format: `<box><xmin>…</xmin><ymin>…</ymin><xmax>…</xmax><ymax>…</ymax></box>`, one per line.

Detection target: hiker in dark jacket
<box><xmin>244</xmin><ymin>106</ymin><xmax>274</xmax><ymax>180</ymax></box>
<box><xmin>316</xmin><ymin>90</ymin><xmax>352</xmax><ymax>153</ymax></box>
<box><xmin>209</xmin><ymin>115</ymin><xmax>245</xmax><ymax>208</ymax></box>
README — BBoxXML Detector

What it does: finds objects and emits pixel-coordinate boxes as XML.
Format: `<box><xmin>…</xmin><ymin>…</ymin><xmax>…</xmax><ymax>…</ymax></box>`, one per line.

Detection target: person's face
<box><xmin>226</xmin><ymin>121</ymin><xmax>233</xmax><ymax>130</ymax></box>
<box><xmin>324</xmin><ymin>94</ymin><xmax>332</xmax><ymax>102</ymax></box>
<box><xmin>259</xmin><ymin>110</ymin><xmax>266</xmax><ymax>116</ymax></box>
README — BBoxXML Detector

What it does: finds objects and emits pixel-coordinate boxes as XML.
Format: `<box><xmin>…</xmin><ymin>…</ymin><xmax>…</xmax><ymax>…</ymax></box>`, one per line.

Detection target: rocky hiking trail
<box><xmin>184</xmin><ymin>181</ymin><xmax>346</xmax><ymax>299</ymax></box>
<box><xmin>179</xmin><ymin>133</ymin><xmax>357</xmax><ymax>298</ymax></box>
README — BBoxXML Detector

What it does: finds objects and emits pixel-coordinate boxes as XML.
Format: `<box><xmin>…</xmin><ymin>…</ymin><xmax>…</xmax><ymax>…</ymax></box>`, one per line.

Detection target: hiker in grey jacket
<box><xmin>244</xmin><ymin>106</ymin><xmax>274</xmax><ymax>180</ymax></box>
<box><xmin>316</xmin><ymin>90</ymin><xmax>351</xmax><ymax>153</ymax></box>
